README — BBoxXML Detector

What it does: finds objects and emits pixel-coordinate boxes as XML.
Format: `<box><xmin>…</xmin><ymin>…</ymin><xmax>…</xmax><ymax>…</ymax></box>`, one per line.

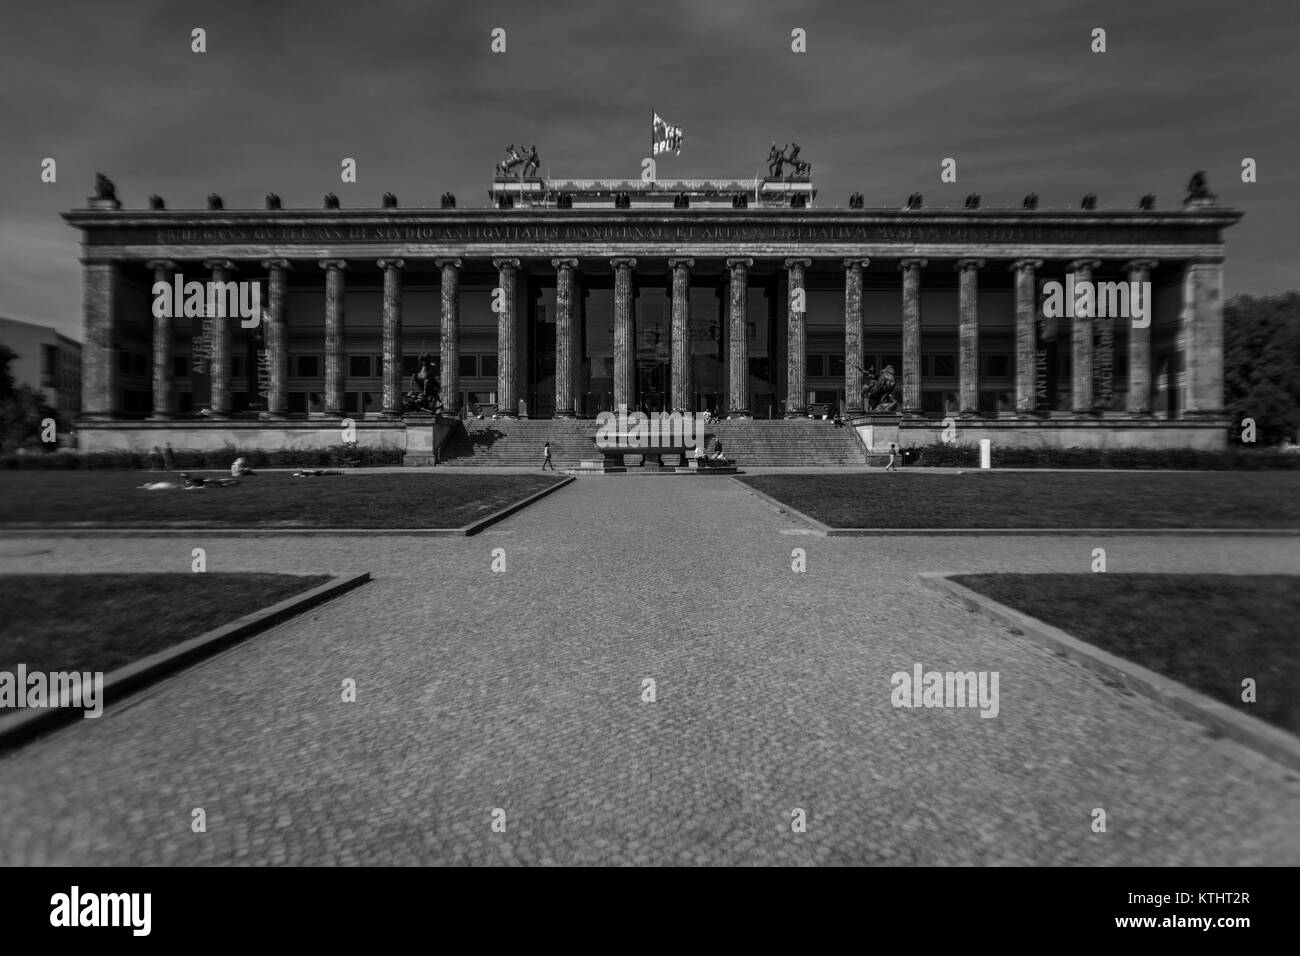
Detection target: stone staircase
<box><xmin>434</xmin><ymin>418</ymin><xmax>868</xmax><ymax>468</ymax></box>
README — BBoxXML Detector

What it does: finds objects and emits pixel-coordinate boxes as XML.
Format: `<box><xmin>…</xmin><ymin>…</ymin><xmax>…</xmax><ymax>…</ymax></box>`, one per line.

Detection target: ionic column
<box><xmin>437</xmin><ymin>258</ymin><xmax>462</xmax><ymax>416</ymax></box>
<box><xmin>81</xmin><ymin>260</ymin><xmax>121</xmax><ymax>419</ymax></box>
<box><xmin>785</xmin><ymin>258</ymin><xmax>811</xmax><ymax>418</ymax></box>
<box><xmin>203</xmin><ymin>258</ymin><xmax>236</xmax><ymax>417</ymax></box>
<box><xmin>377</xmin><ymin>258</ymin><xmax>404</xmax><ymax>417</ymax></box>
<box><xmin>957</xmin><ymin>258</ymin><xmax>985</xmax><ymax>417</ymax></box>
<box><xmin>1181</xmin><ymin>259</ymin><xmax>1225</xmax><ymax>417</ymax></box>
<box><xmin>900</xmin><ymin>258</ymin><xmax>927</xmax><ymax>415</ymax></box>
<box><xmin>492</xmin><ymin>258</ymin><xmax>520</xmax><ymax>417</ymax></box>
<box><xmin>318</xmin><ymin>259</ymin><xmax>347</xmax><ymax>417</ymax></box>
<box><xmin>843</xmin><ymin>258</ymin><xmax>868</xmax><ymax>414</ymax></box>
<box><xmin>147</xmin><ymin>259</ymin><xmax>176</xmax><ymax>419</ymax></box>
<box><xmin>610</xmin><ymin>257</ymin><xmax>636</xmax><ymax>413</ymax></box>
<box><xmin>1011</xmin><ymin>259</ymin><xmax>1043</xmax><ymax>416</ymax></box>
<box><xmin>260</xmin><ymin>259</ymin><xmax>291</xmax><ymax>418</ymax></box>
<box><xmin>668</xmin><ymin>258</ymin><xmax>694</xmax><ymax>414</ymax></box>
<box><xmin>1124</xmin><ymin>259</ymin><xmax>1158</xmax><ymax>416</ymax></box>
<box><xmin>554</xmin><ymin>258</ymin><xmax>580</xmax><ymax>418</ymax></box>
<box><xmin>1070</xmin><ymin>258</ymin><xmax>1100</xmax><ymax>413</ymax></box>
<box><xmin>726</xmin><ymin>257</ymin><xmax>753</xmax><ymax>418</ymax></box>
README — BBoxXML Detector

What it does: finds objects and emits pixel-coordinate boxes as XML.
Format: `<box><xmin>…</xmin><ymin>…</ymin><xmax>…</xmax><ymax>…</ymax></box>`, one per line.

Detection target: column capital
<box><xmin>610</xmin><ymin>257</ymin><xmax>637</xmax><ymax>269</ymax></box>
<box><xmin>956</xmin><ymin>258</ymin><xmax>985</xmax><ymax>271</ymax></box>
<box><xmin>492</xmin><ymin>258</ymin><xmax>521</xmax><ymax>271</ymax></box>
<box><xmin>318</xmin><ymin>258</ymin><xmax>347</xmax><ymax>270</ymax></box>
<box><xmin>842</xmin><ymin>258</ymin><xmax>870</xmax><ymax>270</ymax></box>
<box><xmin>1124</xmin><ymin>258</ymin><xmax>1159</xmax><ymax>272</ymax></box>
<box><xmin>1010</xmin><ymin>258</ymin><xmax>1044</xmax><ymax>273</ymax></box>
<box><xmin>668</xmin><ymin>257</ymin><xmax>695</xmax><ymax>269</ymax></box>
<box><xmin>725</xmin><ymin>257</ymin><xmax>754</xmax><ymax>270</ymax></box>
<box><xmin>146</xmin><ymin>259</ymin><xmax>177</xmax><ymax>272</ymax></box>
<box><xmin>783</xmin><ymin>258</ymin><xmax>812</xmax><ymax>270</ymax></box>
<box><xmin>203</xmin><ymin>259</ymin><xmax>237</xmax><ymax>272</ymax></box>
<box><xmin>435</xmin><ymin>257</ymin><xmax>462</xmax><ymax>270</ymax></box>
<box><xmin>261</xmin><ymin>258</ymin><xmax>292</xmax><ymax>271</ymax></box>
<box><xmin>552</xmin><ymin>257</ymin><xmax>579</xmax><ymax>271</ymax></box>
<box><xmin>376</xmin><ymin>258</ymin><xmax>406</xmax><ymax>271</ymax></box>
<box><xmin>898</xmin><ymin>258</ymin><xmax>927</xmax><ymax>271</ymax></box>
<box><xmin>1069</xmin><ymin>258</ymin><xmax>1101</xmax><ymax>272</ymax></box>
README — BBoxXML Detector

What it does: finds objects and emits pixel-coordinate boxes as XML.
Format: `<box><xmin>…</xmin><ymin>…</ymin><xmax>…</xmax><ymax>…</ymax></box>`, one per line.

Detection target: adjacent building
<box><xmin>0</xmin><ymin>316</ymin><xmax>82</xmax><ymax>427</ymax></box>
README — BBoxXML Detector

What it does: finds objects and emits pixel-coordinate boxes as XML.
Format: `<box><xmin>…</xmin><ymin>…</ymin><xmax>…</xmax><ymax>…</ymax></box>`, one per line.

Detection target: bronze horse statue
<box><xmin>495</xmin><ymin>145</ymin><xmax>524</xmax><ymax>178</ymax></box>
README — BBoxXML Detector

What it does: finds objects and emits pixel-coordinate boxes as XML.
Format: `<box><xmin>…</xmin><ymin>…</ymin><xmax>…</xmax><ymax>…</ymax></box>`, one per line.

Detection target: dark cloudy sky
<box><xmin>1</xmin><ymin>0</ymin><xmax>1295</xmax><ymax>339</ymax></box>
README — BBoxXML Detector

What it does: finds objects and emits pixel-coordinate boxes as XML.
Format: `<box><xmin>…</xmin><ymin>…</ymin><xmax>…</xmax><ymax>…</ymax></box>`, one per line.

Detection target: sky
<box><xmin>1</xmin><ymin>0</ymin><xmax>1296</xmax><ymax>340</ymax></box>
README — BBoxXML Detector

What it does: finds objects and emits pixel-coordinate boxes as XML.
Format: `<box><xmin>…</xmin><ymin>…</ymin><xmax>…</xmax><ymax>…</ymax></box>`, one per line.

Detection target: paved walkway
<box><xmin>1</xmin><ymin>476</ymin><xmax>1298</xmax><ymax>865</ymax></box>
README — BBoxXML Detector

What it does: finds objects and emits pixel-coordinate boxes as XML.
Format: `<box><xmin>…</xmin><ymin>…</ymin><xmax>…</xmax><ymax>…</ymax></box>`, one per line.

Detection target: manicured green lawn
<box><xmin>0</xmin><ymin>472</ymin><xmax>564</xmax><ymax>529</ymax></box>
<box><xmin>0</xmin><ymin>573</ymin><xmax>332</xmax><ymax>674</ymax></box>
<box><xmin>951</xmin><ymin>573</ymin><xmax>1300</xmax><ymax>734</ymax></box>
<box><xmin>740</xmin><ymin>472</ymin><xmax>1300</xmax><ymax>529</ymax></box>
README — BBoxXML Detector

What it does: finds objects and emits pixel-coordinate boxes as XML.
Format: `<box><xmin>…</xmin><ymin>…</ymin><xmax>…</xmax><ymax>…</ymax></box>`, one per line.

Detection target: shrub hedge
<box><xmin>904</xmin><ymin>443</ymin><xmax>1300</xmax><ymax>470</ymax></box>
<box><xmin>0</xmin><ymin>444</ymin><xmax>405</xmax><ymax>470</ymax></box>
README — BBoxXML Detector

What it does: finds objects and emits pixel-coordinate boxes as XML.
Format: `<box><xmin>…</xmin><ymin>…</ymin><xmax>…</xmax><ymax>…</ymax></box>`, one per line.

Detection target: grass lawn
<box><xmin>739</xmin><ymin>472</ymin><xmax>1300</xmax><ymax>529</ymax></box>
<box><xmin>0</xmin><ymin>573</ymin><xmax>332</xmax><ymax>674</ymax></box>
<box><xmin>0</xmin><ymin>472</ymin><xmax>564</xmax><ymax>529</ymax></box>
<box><xmin>951</xmin><ymin>573</ymin><xmax>1300</xmax><ymax>734</ymax></box>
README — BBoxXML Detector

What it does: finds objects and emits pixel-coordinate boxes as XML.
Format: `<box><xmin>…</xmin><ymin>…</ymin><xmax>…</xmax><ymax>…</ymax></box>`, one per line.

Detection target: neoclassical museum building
<box><xmin>65</xmin><ymin>157</ymin><xmax>1242</xmax><ymax>455</ymax></box>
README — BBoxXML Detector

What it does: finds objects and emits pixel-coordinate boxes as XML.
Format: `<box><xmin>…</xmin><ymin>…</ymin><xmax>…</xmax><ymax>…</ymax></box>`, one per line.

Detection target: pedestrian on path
<box><xmin>542</xmin><ymin>441</ymin><xmax>555</xmax><ymax>470</ymax></box>
<box><xmin>885</xmin><ymin>442</ymin><xmax>898</xmax><ymax>472</ymax></box>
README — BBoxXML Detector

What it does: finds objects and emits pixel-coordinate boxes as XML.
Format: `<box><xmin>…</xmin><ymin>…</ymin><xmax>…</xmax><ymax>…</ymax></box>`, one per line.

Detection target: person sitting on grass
<box><xmin>179</xmin><ymin>472</ymin><xmax>239</xmax><ymax>489</ymax></box>
<box><xmin>231</xmin><ymin>456</ymin><xmax>256</xmax><ymax>477</ymax></box>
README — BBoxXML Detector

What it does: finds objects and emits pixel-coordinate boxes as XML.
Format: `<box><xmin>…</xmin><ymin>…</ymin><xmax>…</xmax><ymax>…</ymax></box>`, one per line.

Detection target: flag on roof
<box><xmin>653</xmin><ymin>112</ymin><xmax>683</xmax><ymax>155</ymax></box>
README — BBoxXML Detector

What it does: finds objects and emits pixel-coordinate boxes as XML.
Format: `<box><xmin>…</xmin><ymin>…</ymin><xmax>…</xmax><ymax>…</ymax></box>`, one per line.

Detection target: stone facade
<box><xmin>63</xmin><ymin>177</ymin><xmax>1242</xmax><ymax>453</ymax></box>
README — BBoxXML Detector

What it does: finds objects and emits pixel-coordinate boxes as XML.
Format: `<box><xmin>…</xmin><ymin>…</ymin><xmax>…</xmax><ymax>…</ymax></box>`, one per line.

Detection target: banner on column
<box><xmin>1093</xmin><ymin>313</ymin><xmax>1116</xmax><ymax>410</ymax></box>
<box><xmin>247</xmin><ymin>325</ymin><xmax>268</xmax><ymax>412</ymax></box>
<box><xmin>190</xmin><ymin>315</ymin><xmax>214</xmax><ymax>410</ymax></box>
<box><xmin>1034</xmin><ymin>318</ymin><xmax>1056</xmax><ymax>412</ymax></box>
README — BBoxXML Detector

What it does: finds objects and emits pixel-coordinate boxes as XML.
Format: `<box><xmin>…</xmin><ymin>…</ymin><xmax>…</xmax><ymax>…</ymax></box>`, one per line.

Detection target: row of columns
<box><xmin>100</xmin><ymin>254</ymin><xmax>1212</xmax><ymax>421</ymax></box>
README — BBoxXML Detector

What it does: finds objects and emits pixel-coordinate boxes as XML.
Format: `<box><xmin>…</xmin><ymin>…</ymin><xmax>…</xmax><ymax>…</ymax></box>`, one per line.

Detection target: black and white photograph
<box><xmin>0</xmin><ymin>0</ymin><xmax>1295</xmax><ymax>928</ymax></box>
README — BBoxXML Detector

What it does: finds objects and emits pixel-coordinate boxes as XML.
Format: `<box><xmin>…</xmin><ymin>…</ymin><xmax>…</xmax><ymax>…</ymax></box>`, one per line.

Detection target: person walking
<box><xmin>885</xmin><ymin>442</ymin><xmax>898</xmax><ymax>472</ymax></box>
<box><xmin>542</xmin><ymin>441</ymin><xmax>555</xmax><ymax>471</ymax></box>
<box><xmin>163</xmin><ymin>443</ymin><xmax>176</xmax><ymax>470</ymax></box>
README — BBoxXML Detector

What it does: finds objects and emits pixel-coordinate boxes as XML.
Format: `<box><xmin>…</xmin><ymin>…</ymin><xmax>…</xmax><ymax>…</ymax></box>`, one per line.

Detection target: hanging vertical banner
<box><xmin>1035</xmin><ymin>279</ymin><xmax>1057</xmax><ymax>411</ymax></box>
<box><xmin>1094</xmin><ymin>312</ymin><xmax>1116</xmax><ymax>410</ymax></box>
<box><xmin>190</xmin><ymin>315</ymin><xmax>214</xmax><ymax>410</ymax></box>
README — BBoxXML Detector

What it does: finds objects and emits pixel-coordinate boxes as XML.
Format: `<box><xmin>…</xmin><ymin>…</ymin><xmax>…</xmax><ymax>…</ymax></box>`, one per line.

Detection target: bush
<box><xmin>0</xmin><ymin>445</ymin><xmax>407</xmax><ymax>470</ymax></box>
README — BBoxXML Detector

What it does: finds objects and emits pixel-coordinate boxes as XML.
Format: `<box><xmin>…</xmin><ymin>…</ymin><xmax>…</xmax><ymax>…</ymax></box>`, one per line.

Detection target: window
<box><xmin>295</xmin><ymin>355</ymin><xmax>320</xmax><ymax>377</ymax></box>
<box><xmin>828</xmin><ymin>354</ymin><xmax>845</xmax><ymax>376</ymax></box>
<box><xmin>881</xmin><ymin>354</ymin><xmax>902</xmax><ymax>374</ymax></box>
<box><xmin>459</xmin><ymin>355</ymin><xmax>477</xmax><ymax>377</ymax></box>
<box><xmin>348</xmin><ymin>355</ymin><xmax>369</xmax><ymax>377</ymax></box>
<box><xmin>480</xmin><ymin>355</ymin><xmax>498</xmax><ymax>377</ymax></box>
<box><xmin>806</xmin><ymin>354</ymin><xmax>825</xmax><ymax>377</ymax></box>
<box><xmin>41</xmin><ymin>344</ymin><xmax>57</xmax><ymax>385</ymax></box>
<box><xmin>984</xmin><ymin>355</ymin><xmax>1010</xmax><ymax>378</ymax></box>
<box><xmin>402</xmin><ymin>355</ymin><xmax>421</xmax><ymax>376</ymax></box>
<box><xmin>172</xmin><ymin>355</ymin><xmax>189</xmax><ymax>379</ymax></box>
<box><xmin>932</xmin><ymin>354</ymin><xmax>956</xmax><ymax>377</ymax></box>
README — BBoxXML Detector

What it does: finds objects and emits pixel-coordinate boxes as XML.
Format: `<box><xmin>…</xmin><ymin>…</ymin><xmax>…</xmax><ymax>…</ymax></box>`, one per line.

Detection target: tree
<box><xmin>1223</xmin><ymin>292</ymin><xmax>1300</xmax><ymax>446</ymax></box>
<box><xmin>0</xmin><ymin>344</ymin><xmax>60</xmax><ymax>453</ymax></box>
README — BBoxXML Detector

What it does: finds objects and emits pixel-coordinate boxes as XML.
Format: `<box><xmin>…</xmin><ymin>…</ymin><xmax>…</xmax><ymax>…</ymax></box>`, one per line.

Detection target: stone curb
<box><xmin>729</xmin><ymin>477</ymin><xmax>830</xmax><ymax>535</ymax></box>
<box><xmin>919</xmin><ymin>571</ymin><xmax>1300</xmax><ymax>773</ymax></box>
<box><xmin>826</xmin><ymin>528</ymin><xmax>1300</xmax><ymax>537</ymax></box>
<box><xmin>0</xmin><ymin>571</ymin><xmax>371</xmax><ymax>752</ymax></box>
<box><xmin>0</xmin><ymin>478</ymin><xmax>574</xmax><ymax>539</ymax></box>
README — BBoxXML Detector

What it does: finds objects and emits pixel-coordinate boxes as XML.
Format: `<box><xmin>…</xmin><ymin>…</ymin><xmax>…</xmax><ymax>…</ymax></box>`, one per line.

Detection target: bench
<box><xmin>596</xmin><ymin>442</ymin><xmax>688</xmax><ymax>467</ymax></box>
